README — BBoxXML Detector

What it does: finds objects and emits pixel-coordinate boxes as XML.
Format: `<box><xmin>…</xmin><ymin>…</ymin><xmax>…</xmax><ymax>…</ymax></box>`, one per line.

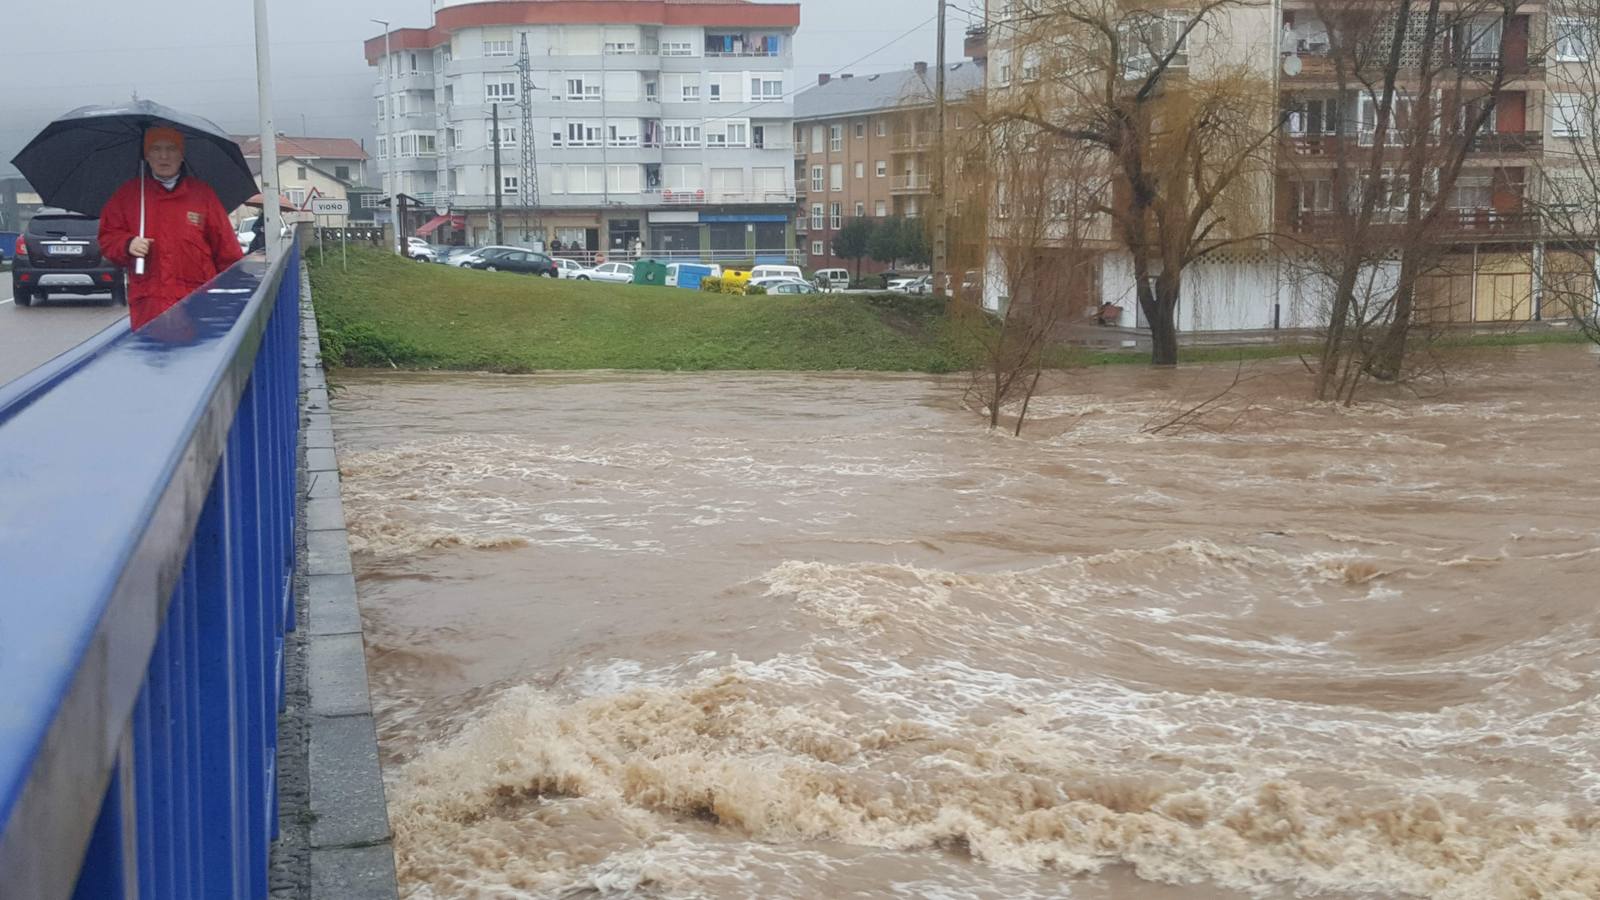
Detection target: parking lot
<box><xmin>0</xmin><ymin>275</ymin><xmax>125</xmax><ymax>387</ymax></box>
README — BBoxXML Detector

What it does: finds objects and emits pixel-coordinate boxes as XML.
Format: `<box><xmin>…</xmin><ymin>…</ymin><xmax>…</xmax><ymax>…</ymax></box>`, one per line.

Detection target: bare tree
<box><xmin>1531</xmin><ymin>4</ymin><xmax>1600</xmax><ymax>346</ymax></box>
<box><xmin>989</xmin><ymin>0</ymin><xmax>1280</xmax><ymax>367</ymax></box>
<box><xmin>1283</xmin><ymin>0</ymin><xmax>1531</xmax><ymax>402</ymax></box>
<box><xmin>950</xmin><ymin>123</ymin><xmax>1107</xmax><ymax>434</ymax></box>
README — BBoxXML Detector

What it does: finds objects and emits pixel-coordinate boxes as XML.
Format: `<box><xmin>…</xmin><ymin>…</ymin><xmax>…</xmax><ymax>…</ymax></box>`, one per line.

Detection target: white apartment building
<box><xmin>366</xmin><ymin>0</ymin><xmax>802</xmax><ymax>261</ymax></box>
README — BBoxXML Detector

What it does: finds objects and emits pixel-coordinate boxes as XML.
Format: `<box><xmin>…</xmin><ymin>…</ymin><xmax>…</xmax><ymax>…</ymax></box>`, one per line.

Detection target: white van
<box><xmin>750</xmin><ymin>264</ymin><xmax>805</xmax><ymax>282</ymax></box>
<box><xmin>813</xmin><ymin>268</ymin><xmax>850</xmax><ymax>292</ymax></box>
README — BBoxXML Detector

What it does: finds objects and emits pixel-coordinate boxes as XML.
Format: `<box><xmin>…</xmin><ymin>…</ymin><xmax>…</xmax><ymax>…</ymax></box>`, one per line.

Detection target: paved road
<box><xmin>0</xmin><ymin>274</ymin><xmax>127</xmax><ymax>388</ymax></box>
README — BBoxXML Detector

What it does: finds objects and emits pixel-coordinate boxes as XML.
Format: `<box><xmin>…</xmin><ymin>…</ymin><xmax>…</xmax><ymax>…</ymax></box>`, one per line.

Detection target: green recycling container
<box><xmin>632</xmin><ymin>258</ymin><xmax>668</xmax><ymax>287</ymax></box>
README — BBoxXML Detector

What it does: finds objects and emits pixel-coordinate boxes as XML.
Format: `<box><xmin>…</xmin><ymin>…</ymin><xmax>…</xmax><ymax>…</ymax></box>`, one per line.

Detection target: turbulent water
<box><xmin>331</xmin><ymin>346</ymin><xmax>1600</xmax><ymax>900</ymax></box>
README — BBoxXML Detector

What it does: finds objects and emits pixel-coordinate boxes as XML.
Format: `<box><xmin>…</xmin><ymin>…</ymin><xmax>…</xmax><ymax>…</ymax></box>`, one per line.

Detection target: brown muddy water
<box><xmin>332</xmin><ymin>346</ymin><xmax>1600</xmax><ymax>900</ymax></box>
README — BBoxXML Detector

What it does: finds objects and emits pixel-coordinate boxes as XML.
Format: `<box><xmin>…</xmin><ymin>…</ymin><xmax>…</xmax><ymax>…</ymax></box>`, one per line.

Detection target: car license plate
<box><xmin>47</xmin><ymin>245</ymin><xmax>85</xmax><ymax>256</ymax></box>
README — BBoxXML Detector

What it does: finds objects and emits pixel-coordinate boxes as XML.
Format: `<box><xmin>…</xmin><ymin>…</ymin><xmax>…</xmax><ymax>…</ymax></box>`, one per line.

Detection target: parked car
<box><xmin>905</xmin><ymin>275</ymin><xmax>934</xmax><ymax>295</ymax></box>
<box><xmin>813</xmin><ymin>268</ymin><xmax>850</xmax><ymax>292</ymax></box>
<box><xmin>440</xmin><ymin>247</ymin><xmax>477</xmax><ymax>266</ymax></box>
<box><xmin>449</xmin><ymin>246</ymin><xmax>524</xmax><ymax>268</ymax></box>
<box><xmin>235</xmin><ymin>215</ymin><xmax>291</xmax><ymax>254</ymax></box>
<box><xmin>408</xmin><ymin>243</ymin><xmax>439</xmax><ymax>263</ymax></box>
<box><xmin>762</xmin><ymin>279</ymin><xmax>819</xmax><ymax>296</ymax></box>
<box><xmin>553</xmin><ymin>257</ymin><xmax>586</xmax><ymax>279</ymax></box>
<box><xmin>578</xmin><ymin>262</ymin><xmax>635</xmax><ymax>284</ymax></box>
<box><xmin>750</xmin><ymin>264</ymin><xmax>805</xmax><ymax>282</ymax></box>
<box><xmin>886</xmin><ymin>276</ymin><xmax>920</xmax><ymax>292</ymax></box>
<box><xmin>467</xmin><ymin>248</ymin><xmax>559</xmax><ymax>277</ymax></box>
<box><xmin>11</xmin><ymin>213</ymin><xmax>125</xmax><ymax>307</ymax></box>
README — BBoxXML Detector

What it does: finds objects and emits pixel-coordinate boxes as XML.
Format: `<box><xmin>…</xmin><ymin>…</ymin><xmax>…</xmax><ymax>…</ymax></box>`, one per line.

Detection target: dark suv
<box><xmin>11</xmin><ymin>213</ymin><xmax>126</xmax><ymax>307</ymax></box>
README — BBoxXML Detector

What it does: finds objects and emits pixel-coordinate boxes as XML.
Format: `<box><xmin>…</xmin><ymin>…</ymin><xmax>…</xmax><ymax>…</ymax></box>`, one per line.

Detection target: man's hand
<box><xmin>130</xmin><ymin>236</ymin><xmax>152</xmax><ymax>258</ymax></box>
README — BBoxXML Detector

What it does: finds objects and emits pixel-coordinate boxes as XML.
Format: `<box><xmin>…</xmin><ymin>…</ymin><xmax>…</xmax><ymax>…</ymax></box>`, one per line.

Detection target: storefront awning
<box><xmin>415</xmin><ymin>214</ymin><xmax>465</xmax><ymax>237</ymax></box>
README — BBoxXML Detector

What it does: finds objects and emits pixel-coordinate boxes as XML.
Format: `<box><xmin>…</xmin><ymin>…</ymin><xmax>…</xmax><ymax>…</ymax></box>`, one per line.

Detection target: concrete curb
<box><xmin>297</xmin><ymin>265</ymin><xmax>399</xmax><ymax>899</ymax></box>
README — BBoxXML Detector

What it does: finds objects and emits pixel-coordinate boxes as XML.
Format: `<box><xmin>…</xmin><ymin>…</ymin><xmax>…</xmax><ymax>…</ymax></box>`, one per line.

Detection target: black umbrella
<box><xmin>8</xmin><ymin>100</ymin><xmax>258</xmax><ymax>217</ymax></box>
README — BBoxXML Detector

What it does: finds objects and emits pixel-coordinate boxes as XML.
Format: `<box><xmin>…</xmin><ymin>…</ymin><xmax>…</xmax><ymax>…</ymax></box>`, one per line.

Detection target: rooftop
<box><xmin>234</xmin><ymin>135</ymin><xmax>368</xmax><ymax>162</ymax></box>
<box><xmin>794</xmin><ymin>62</ymin><xmax>985</xmax><ymax>121</ymax></box>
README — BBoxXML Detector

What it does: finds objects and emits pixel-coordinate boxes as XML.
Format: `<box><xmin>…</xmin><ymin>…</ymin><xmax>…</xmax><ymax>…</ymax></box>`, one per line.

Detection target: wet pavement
<box><xmin>0</xmin><ymin>277</ymin><xmax>126</xmax><ymax>387</ymax></box>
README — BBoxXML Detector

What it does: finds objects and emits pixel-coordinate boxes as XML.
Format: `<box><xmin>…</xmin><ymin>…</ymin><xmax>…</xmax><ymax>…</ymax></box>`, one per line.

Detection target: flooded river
<box><xmin>332</xmin><ymin>346</ymin><xmax>1600</xmax><ymax>899</ymax></box>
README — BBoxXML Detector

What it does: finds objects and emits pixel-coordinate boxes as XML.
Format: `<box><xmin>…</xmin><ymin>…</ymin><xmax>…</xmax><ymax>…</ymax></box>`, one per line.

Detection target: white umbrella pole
<box><xmin>135</xmin><ymin>159</ymin><xmax>146</xmax><ymax>276</ymax></box>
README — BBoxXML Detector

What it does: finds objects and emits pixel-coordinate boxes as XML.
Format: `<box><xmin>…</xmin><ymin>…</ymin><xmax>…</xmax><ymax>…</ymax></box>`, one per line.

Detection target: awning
<box><xmin>415</xmin><ymin>214</ymin><xmax>465</xmax><ymax>237</ymax></box>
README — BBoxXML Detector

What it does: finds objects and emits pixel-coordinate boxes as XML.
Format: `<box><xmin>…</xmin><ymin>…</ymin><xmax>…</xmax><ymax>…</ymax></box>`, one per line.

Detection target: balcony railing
<box><xmin>1282</xmin><ymin>52</ymin><xmax>1544</xmax><ymax>80</ymax></box>
<box><xmin>891</xmin><ymin>133</ymin><xmax>934</xmax><ymax>151</ymax></box>
<box><xmin>892</xmin><ymin>174</ymin><xmax>932</xmax><ymax>192</ymax></box>
<box><xmin>1290</xmin><ymin>207</ymin><xmax>1542</xmax><ymax>239</ymax></box>
<box><xmin>1287</xmin><ymin>130</ymin><xmax>1543</xmax><ymax>156</ymax></box>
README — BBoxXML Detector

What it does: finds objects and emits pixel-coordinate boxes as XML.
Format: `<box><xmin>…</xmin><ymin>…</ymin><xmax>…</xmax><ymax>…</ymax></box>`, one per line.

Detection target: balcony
<box><xmin>1282</xmin><ymin>52</ymin><xmax>1544</xmax><ymax>82</ymax></box>
<box><xmin>891</xmin><ymin>132</ymin><xmax>934</xmax><ymax>152</ymax></box>
<box><xmin>1285</xmin><ymin>130</ymin><xmax>1543</xmax><ymax>157</ymax></box>
<box><xmin>1470</xmin><ymin>130</ymin><xmax>1542</xmax><ymax>154</ymax></box>
<box><xmin>1289</xmin><ymin>207</ymin><xmax>1542</xmax><ymax>240</ymax></box>
<box><xmin>892</xmin><ymin>174</ymin><xmax>932</xmax><ymax>193</ymax></box>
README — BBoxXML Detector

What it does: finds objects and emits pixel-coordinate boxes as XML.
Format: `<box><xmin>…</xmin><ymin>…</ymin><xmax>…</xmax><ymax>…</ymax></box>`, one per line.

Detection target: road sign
<box><xmin>311</xmin><ymin>198</ymin><xmax>349</xmax><ymax>216</ymax></box>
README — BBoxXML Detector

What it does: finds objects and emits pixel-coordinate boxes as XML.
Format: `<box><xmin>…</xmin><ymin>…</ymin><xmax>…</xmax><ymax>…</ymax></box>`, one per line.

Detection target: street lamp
<box><xmin>254</xmin><ymin>0</ymin><xmax>281</xmax><ymax>263</ymax></box>
<box><xmin>372</xmin><ymin>17</ymin><xmax>402</xmax><ymax>255</ymax></box>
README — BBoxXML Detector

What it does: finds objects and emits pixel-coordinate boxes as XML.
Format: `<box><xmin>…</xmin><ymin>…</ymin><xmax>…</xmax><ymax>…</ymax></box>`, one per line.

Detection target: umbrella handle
<box><xmin>134</xmin><ymin>160</ymin><xmax>146</xmax><ymax>276</ymax></box>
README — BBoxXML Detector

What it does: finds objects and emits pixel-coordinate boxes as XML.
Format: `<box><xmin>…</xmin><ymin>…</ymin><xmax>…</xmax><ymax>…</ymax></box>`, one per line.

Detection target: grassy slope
<box><xmin>309</xmin><ymin>246</ymin><xmax>1590</xmax><ymax>373</ymax></box>
<box><xmin>310</xmin><ymin>247</ymin><xmax>965</xmax><ymax>372</ymax></box>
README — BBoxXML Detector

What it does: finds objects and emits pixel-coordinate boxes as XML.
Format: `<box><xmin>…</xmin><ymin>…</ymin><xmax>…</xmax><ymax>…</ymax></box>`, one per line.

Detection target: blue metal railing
<box><xmin>0</xmin><ymin>242</ymin><xmax>302</xmax><ymax>900</ymax></box>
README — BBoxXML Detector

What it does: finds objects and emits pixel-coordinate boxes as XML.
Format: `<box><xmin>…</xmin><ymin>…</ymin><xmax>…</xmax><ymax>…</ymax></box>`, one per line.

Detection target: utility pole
<box><xmin>492</xmin><ymin>102</ymin><xmax>505</xmax><ymax>245</ymax></box>
<box><xmin>933</xmin><ymin>0</ymin><xmax>949</xmax><ymax>296</ymax></box>
<box><xmin>254</xmin><ymin>0</ymin><xmax>281</xmax><ymax>264</ymax></box>
<box><xmin>372</xmin><ymin>18</ymin><xmax>402</xmax><ymax>255</ymax></box>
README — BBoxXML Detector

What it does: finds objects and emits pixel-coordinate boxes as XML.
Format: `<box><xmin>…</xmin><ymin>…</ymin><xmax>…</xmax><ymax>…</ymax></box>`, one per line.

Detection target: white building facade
<box><xmin>367</xmin><ymin>0</ymin><xmax>802</xmax><ymax>260</ymax></box>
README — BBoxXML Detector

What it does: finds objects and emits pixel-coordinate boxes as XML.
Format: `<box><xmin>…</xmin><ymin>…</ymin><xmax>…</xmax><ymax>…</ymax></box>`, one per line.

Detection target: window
<box><xmin>409</xmin><ymin>53</ymin><xmax>419</xmax><ymax>72</ymax></box>
<box><xmin>875</xmin><ymin>200</ymin><xmax>887</xmax><ymax>217</ymax></box>
<box><xmin>376</xmin><ymin>98</ymin><xmax>385</xmax><ymax>120</ymax></box>
<box><xmin>662</xmin><ymin>41</ymin><xmax>694</xmax><ymax>57</ymax></box>
<box><xmin>502</xmin><ymin>175</ymin><xmax>520</xmax><ymax>195</ymax></box>
<box><xmin>296</xmin><ymin>165</ymin><xmax>307</xmax><ymax>180</ymax></box>
<box><xmin>486</xmin><ymin>81</ymin><xmax>517</xmax><ymax>104</ymax></box>
<box><xmin>1287</xmin><ymin>97</ymin><xmax>1339</xmax><ymax>135</ymax></box>
<box><xmin>682</xmin><ymin>80</ymin><xmax>701</xmax><ymax>101</ymax></box>
<box><xmin>645</xmin><ymin>80</ymin><xmax>658</xmax><ymax>101</ymax></box>
<box><xmin>608</xmin><ymin>122</ymin><xmax>640</xmax><ymax>147</ymax></box>
<box><xmin>854</xmin><ymin>161</ymin><xmax>865</xmax><ymax>179</ymax></box>
<box><xmin>1552</xmin><ymin>92</ymin><xmax>1585</xmax><ymax>137</ymax></box>
<box><xmin>875</xmin><ymin>160</ymin><xmax>887</xmax><ymax>177</ymax></box>
<box><xmin>566</xmin><ymin>76</ymin><xmax>601</xmax><ymax>101</ymax></box>
<box><xmin>335</xmin><ymin>165</ymin><xmax>350</xmax><ymax>181</ymax></box>
<box><xmin>564</xmin><ymin>164</ymin><xmax>606</xmax><ymax>193</ymax></box>
<box><xmin>830</xmin><ymin>164</ymin><xmax>843</xmax><ymax>191</ymax></box>
<box><xmin>710</xmin><ymin>168</ymin><xmax>744</xmax><ymax>196</ymax></box>
<box><xmin>1555</xmin><ymin>17</ymin><xmax>1593</xmax><ymax>62</ymax></box>
<box><xmin>750</xmin><ymin>77</ymin><xmax>784</xmax><ymax>101</ymax></box>
<box><xmin>705</xmin><ymin>120</ymin><xmax>749</xmax><ymax>147</ymax></box>
<box><xmin>709</xmin><ymin>82</ymin><xmax>722</xmax><ymax>101</ymax></box>
<box><xmin>797</xmin><ymin>214</ymin><xmax>808</xmax><ymax>232</ymax></box>
<box><xmin>604</xmin><ymin>41</ymin><xmax>638</xmax><ymax>55</ymax></box>
<box><xmin>811</xmin><ymin>166</ymin><xmax>823</xmax><ymax>192</ymax></box>
<box><xmin>830</xmin><ymin>124</ymin><xmax>843</xmax><ymax>151</ymax></box>
<box><xmin>376</xmin><ymin>137</ymin><xmax>387</xmax><ymax>159</ymax></box>
<box><xmin>286</xmin><ymin>189</ymin><xmax>307</xmax><ymax>207</ymax></box>
<box><xmin>811</xmin><ymin>126</ymin><xmax>824</xmax><ymax>153</ymax></box>
<box><xmin>448</xmin><ymin>128</ymin><xmax>462</xmax><ymax>150</ymax></box>
<box><xmin>812</xmin><ymin>241</ymin><xmax>824</xmax><ymax>256</ymax></box>
<box><xmin>811</xmin><ymin>204</ymin><xmax>824</xmax><ymax>230</ymax></box>
<box><xmin>876</xmin><ymin>119</ymin><xmax>887</xmax><ymax>137</ymax></box>
<box><xmin>484</xmin><ymin>40</ymin><xmax>514</xmax><ymax>57</ymax></box>
<box><xmin>854</xmin><ymin>121</ymin><xmax>866</xmax><ymax>139</ymax></box>
<box><xmin>664</xmin><ymin>122</ymin><xmax>702</xmax><ymax>147</ymax></box>
<box><xmin>1293</xmin><ymin>178</ymin><xmax>1333</xmax><ymax>212</ymax></box>
<box><xmin>608</xmin><ymin>165</ymin><xmax>642</xmax><ymax>193</ymax></box>
<box><xmin>1119</xmin><ymin>10</ymin><xmax>1191</xmax><ymax>78</ymax></box>
<box><xmin>905</xmin><ymin>198</ymin><xmax>919</xmax><ymax>218</ymax></box>
<box><xmin>854</xmin><ymin>202</ymin><xmax>866</xmax><ymax>217</ymax></box>
<box><xmin>489</xmin><ymin>123</ymin><xmax>518</xmax><ymax>146</ymax></box>
<box><xmin>565</xmin><ymin>121</ymin><xmax>602</xmax><ymax>147</ymax></box>
<box><xmin>1022</xmin><ymin>49</ymin><xmax>1041</xmax><ymax>81</ymax></box>
<box><xmin>1451</xmin><ymin>176</ymin><xmax>1492</xmax><ymax>210</ymax></box>
<box><xmin>830</xmin><ymin>202</ymin><xmax>842</xmax><ymax>229</ymax></box>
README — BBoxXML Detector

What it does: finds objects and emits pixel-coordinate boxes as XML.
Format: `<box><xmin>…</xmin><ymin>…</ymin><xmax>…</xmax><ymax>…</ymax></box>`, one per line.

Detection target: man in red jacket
<box><xmin>99</xmin><ymin>127</ymin><xmax>244</xmax><ymax>329</ymax></box>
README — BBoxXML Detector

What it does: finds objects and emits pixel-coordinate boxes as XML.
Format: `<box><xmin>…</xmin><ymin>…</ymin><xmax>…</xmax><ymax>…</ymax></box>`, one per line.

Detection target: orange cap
<box><xmin>143</xmin><ymin>126</ymin><xmax>185</xmax><ymax>154</ymax></box>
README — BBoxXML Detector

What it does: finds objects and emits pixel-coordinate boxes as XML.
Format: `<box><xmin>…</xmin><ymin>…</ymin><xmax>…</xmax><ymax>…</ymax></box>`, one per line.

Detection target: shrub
<box><xmin>854</xmin><ymin>274</ymin><xmax>886</xmax><ymax>291</ymax></box>
<box><xmin>746</xmin><ymin>284</ymin><xmax>768</xmax><ymax>296</ymax></box>
<box><xmin>700</xmin><ymin>276</ymin><xmax>723</xmax><ymax>293</ymax></box>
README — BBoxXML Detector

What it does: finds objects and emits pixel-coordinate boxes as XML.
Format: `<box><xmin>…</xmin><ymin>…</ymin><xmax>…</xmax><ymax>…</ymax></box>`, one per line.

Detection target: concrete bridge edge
<box><xmin>270</xmin><ymin>259</ymin><xmax>399</xmax><ymax>899</ymax></box>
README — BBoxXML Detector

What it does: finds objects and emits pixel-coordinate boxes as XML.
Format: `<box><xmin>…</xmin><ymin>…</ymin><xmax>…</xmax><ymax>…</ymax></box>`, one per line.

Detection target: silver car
<box><xmin>578</xmin><ymin>262</ymin><xmax>635</xmax><ymax>284</ymax></box>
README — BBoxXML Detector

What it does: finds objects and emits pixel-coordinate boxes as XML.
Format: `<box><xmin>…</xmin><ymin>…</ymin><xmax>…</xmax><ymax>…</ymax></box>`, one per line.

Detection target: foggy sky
<box><xmin>0</xmin><ymin>0</ymin><xmax>976</xmax><ymax>179</ymax></box>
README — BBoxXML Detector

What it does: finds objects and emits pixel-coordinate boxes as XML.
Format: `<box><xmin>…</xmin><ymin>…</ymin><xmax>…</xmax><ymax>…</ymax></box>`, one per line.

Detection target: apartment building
<box><xmin>982</xmin><ymin>0</ymin><xmax>1596</xmax><ymax>331</ymax></box>
<box><xmin>365</xmin><ymin>0</ymin><xmax>801</xmax><ymax>259</ymax></box>
<box><xmin>792</xmin><ymin>59</ymin><xmax>985</xmax><ymax>272</ymax></box>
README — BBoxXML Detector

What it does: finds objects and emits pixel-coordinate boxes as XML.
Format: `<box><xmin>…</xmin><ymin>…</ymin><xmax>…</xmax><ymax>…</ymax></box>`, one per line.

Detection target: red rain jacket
<box><xmin>99</xmin><ymin>175</ymin><xmax>244</xmax><ymax>329</ymax></box>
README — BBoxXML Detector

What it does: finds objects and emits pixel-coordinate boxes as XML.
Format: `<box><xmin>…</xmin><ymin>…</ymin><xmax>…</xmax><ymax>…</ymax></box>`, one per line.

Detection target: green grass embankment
<box><xmin>308</xmin><ymin>247</ymin><xmax>1591</xmax><ymax>373</ymax></box>
<box><xmin>308</xmin><ymin>247</ymin><xmax>968</xmax><ymax>372</ymax></box>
